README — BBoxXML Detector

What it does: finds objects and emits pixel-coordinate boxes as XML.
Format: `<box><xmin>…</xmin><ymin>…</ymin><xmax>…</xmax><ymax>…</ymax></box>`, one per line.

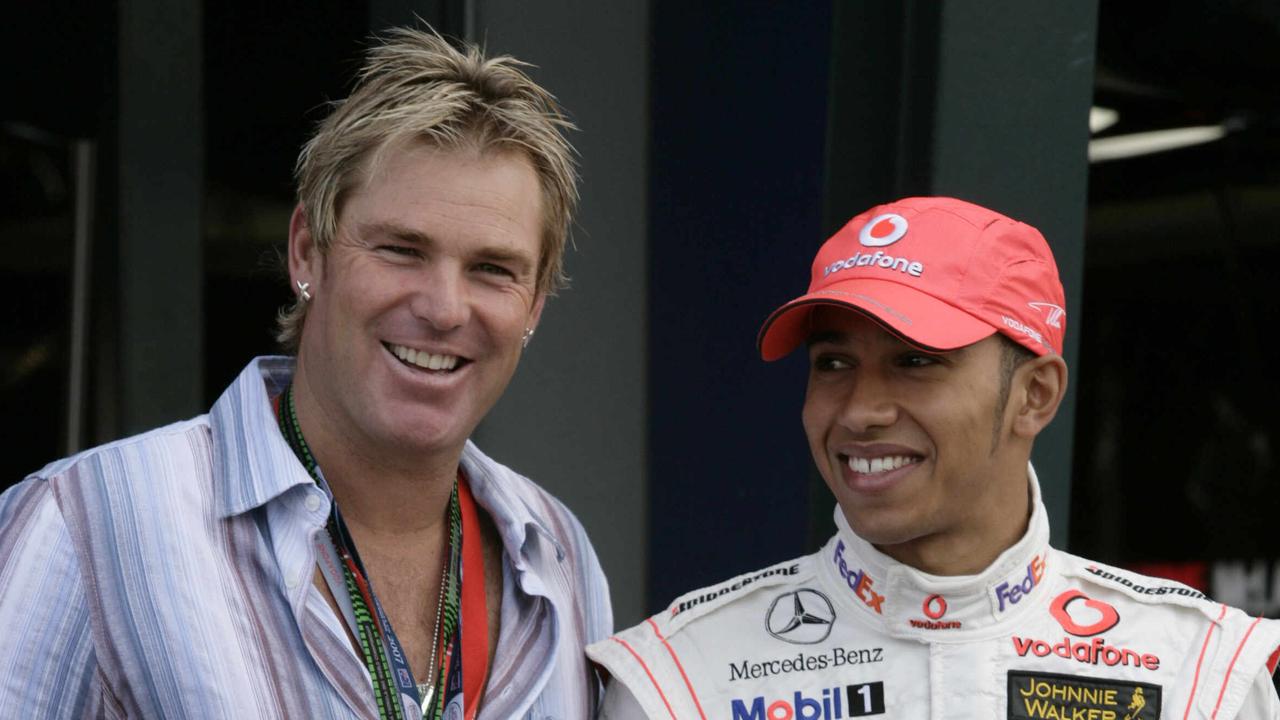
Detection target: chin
<box><xmin>374</xmin><ymin>411</ymin><xmax>467</xmax><ymax>454</ymax></box>
<box><xmin>838</xmin><ymin>504</ymin><xmax>927</xmax><ymax>547</ymax></box>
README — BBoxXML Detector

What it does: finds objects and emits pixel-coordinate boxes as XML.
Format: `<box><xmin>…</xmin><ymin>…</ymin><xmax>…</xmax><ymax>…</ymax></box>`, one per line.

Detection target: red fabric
<box><xmin>458</xmin><ymin>474</ymin><xmax>489</xmax><ymax>720</ymax></box>
<box><xmin>758</xmin><ymin>196</ymin><xmax>1067</xmax><ymax>359</ymax></box>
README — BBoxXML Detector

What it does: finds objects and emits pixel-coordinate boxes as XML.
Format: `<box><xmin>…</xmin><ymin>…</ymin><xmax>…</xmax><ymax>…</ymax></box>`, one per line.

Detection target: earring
<box><xmin>295</xmin><ymin>280</ymin><xmax>312</xmax><ymax>302</ymax></box>
<box><xmin>522</xmin><ymin>327</ymin><xmax>535</xmax><ymax>348</ymax></box>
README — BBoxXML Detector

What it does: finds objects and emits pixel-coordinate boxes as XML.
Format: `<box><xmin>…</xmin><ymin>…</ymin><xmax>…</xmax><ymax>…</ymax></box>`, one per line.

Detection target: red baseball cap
<box><xmin>758</xmin><ymin>196</ymin><xmax>1066</xmax><ymax>360</ymax></box>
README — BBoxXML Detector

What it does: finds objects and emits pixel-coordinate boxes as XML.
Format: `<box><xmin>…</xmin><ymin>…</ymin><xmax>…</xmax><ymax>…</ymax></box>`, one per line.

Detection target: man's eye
<box><xmin>477</xmin><ymin>262</ymin><xmax>514</xmax><ymax>277</ymax></box>
<box><xmin>899</xmin><ymin>353</ymin><xmax>940</xmax><ymax>368</ymax></box>
<box><xmin>813</xmin><ymin>355</ymin><xmax>851</xmax><ymax>371</ymax></box>
<box><xmin>378</xmin><ymin>245</ymin><xmax>419</xmax><ymax>257</ymax></box>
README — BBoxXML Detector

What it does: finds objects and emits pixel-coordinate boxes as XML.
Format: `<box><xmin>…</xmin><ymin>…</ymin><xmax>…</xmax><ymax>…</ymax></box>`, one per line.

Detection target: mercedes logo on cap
<box><xmin>766</xmin><ymin>589</ymin><xmax>836</xmax><ymax>644</ymax></box>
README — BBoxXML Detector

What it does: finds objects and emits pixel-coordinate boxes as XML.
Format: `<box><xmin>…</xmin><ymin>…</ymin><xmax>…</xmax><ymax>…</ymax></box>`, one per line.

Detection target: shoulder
<box><xmin>461</xmin><ymin>440</ymin><xmax>596</xmax><ymax>559</ymax></box>
<box><xmin>1056</xmin><ymin>551</ymin><xmax>1217</xmax><ymax>614</ymax></box>
<box><xmin>461</xmin><ymin>441</ymin><xmax>612</xmax><ymax>633</ymax></box>
<box><xmin>660</xmin><ymin>557</ymin><xmax>813</xmax><ymax>636</ymax></box>
<box><xmin>33</xmin><ymin>417</ymin><xmax>212</xmax><ymax>493</ymax></box>
<box><xmin>5</xmin><ymin>416</ymin><xmax>209</xmax><ymax>524</ymax></box>
<box><xmin>587</xmin><ymin>555</ymin><xmax>816</xmax><ymax>719</ymax></box>
<box><xmin>15</xmin><ymin>418</ymin><xmax>216</xmax><ymax>554</ymax></box>
<box><xmin>1054</xmin><ymin>551</ymin><xmax>1280</xmax><ymax>716</ymax></box>
<box><xmin>0</xmin><ymin>417</ymin><xmax>211</xmax><ymax>601</ymax></box>
<box><xmin>1053</xmin><ymin>551</ymin><xmax>1271</xmax><ymax>636</ymax></box>
<box><xmin>591</xmin><ymin>554</ymin><xmax>813</xmax><ymax>658</ymax></box>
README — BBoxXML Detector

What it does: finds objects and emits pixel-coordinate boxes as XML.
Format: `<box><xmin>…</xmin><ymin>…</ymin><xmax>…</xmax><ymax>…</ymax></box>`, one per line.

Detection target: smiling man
<box><xmin>589</xmin><ymin>197</ymin><xmax>1280</xmax><ymax>718</ymax></box>
<box><xmin>0</xmin><ymin>29</ymin><xmax>610</xmax><ymax>719</ymax></box>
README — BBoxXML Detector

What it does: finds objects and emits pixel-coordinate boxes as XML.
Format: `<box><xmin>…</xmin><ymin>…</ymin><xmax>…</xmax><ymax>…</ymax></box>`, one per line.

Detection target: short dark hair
<box><xmin>992</xmin><ymin>334</ymin><xmax>1036</xmax><ymax>449</ymax></box>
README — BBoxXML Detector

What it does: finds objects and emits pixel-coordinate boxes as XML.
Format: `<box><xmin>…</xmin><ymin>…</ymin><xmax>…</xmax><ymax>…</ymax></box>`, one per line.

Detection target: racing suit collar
<box><xmin>819</xmin><ymin>462</ymin><xmax>1051</xmax><ymax>641</ymax></box>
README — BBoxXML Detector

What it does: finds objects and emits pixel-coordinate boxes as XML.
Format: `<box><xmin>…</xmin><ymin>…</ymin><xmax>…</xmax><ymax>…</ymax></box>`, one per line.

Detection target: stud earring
<box><xmin>295</xmin><ymin>280</ymin><xmax>312</xmax><ymax>302</ymax></box>
<box><xmin>522</xmin><ymin>327</ymin><xmax>535</xmax><ymax>349</ymax></box>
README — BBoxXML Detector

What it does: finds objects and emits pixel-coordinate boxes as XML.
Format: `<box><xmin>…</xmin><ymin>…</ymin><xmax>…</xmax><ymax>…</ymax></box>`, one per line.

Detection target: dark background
<box><xmin>3</xmin><ymin>0</ymin><xmax>1278</xmax><ymax>629</ymax></box>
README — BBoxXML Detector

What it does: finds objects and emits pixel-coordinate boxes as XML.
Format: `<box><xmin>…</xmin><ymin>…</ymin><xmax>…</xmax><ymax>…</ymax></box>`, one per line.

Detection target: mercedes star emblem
<box><xmin>766</xmin><ymin>588</ymin><xmax>836</xmax><ymax>644</ymax></box>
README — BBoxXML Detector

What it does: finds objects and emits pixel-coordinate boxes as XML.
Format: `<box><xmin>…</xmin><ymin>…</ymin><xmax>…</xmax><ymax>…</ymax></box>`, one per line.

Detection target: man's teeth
<box><xmin>847</xmin><ymin>455</ymin><xmax>918</xmax><ymax>474</ymax></box>
<box><xmin>390</xmin><ymin>344</ymin><xmax>458</xmax><ymax>371</ymax></box>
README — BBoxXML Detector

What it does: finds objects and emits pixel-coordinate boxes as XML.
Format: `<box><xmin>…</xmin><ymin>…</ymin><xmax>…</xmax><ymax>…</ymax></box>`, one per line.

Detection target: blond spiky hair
<box><xmin>277</xmin><ymin>26</ymin><xmax>578</xmax><ymax>351</ymax></box>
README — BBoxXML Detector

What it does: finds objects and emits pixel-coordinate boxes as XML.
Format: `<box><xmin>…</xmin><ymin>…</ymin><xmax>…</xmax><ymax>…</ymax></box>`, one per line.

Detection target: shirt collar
<box><xmin>819</xmin><ymin>463</ymin><xmax>1052</xmax><ymax>640</ymax></box>
<box><xmin>460</xmin><ymin>441</ymin><xmax>567</xmax><ymax>577</ymax></box>
<box><xmin>208</xmin><ymin>356</ymin><xmax>568</xmax><ymax>570</ymax></box>
<box><xmin>211</xmin><ymin>356</ymin><xmax>315</xmax><ymax>518</ymax></box>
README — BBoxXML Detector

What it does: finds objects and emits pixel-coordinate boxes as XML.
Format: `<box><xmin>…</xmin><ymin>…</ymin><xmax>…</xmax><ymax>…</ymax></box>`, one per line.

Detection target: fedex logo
<box><xmin>832</xmin><ymin>541</ymin><xmax>885</xmax><ymax>614</ymax></box>
<box><xmin>995</xmin><ymin>555</ymin><xmax>1046</xmax><ymax>613</ymax></box>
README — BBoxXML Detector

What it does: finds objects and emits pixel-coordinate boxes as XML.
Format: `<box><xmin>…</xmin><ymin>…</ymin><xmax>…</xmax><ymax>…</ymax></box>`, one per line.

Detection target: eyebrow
<box><xmin>358</xmin><ymin>221</ymin><xmax>537</xmax><ymax>274</ymax></box>
<box><xmin>359</xmin><ymin>221</ymin><xmax>433</xmax><ymax>245</ymax></box>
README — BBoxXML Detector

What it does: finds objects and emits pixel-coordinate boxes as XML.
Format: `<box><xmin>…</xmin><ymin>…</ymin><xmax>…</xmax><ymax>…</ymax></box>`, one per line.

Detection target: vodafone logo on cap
<box><xmin>822</xmin><ymin>211</ymin><xmax>924</xmax><ymax>279</ymax></box>
<box><xmin>858</xmin><ymin>213</ymin><xmax>908</xmax><ymax>247</ymax></box>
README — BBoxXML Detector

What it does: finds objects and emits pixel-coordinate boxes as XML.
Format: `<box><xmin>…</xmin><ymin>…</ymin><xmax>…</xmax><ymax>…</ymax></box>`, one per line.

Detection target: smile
<box><xmin>384</xmin><ymin>343</ymin><xmax>466</xmax><ymax>372</ymax></box>
<box><xmin>844</xmin><ymin>455</ymin><xmax>921</xmax><ymax>475</ymax></box>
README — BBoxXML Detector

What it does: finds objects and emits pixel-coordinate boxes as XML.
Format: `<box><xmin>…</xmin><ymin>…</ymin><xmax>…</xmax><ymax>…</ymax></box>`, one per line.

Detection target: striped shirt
<box><xmin>0</xmin><ymin>357</ymin><xmax>612</xmax><ymax>719</ymax></box>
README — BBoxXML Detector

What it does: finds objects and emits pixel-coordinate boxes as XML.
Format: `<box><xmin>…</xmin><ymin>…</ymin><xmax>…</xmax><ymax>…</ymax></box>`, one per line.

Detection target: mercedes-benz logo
<box><xmin>766</xmin><ymin>589</ymin><xmax>836</xmax><ymax>644</ymax></box>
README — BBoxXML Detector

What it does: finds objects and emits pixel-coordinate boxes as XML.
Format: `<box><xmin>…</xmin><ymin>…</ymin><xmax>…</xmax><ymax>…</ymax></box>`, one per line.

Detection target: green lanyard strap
<box><xmin>277</xmin><ymin>384</ymin><xmax>462</xmax><ymax>720</ymax></box>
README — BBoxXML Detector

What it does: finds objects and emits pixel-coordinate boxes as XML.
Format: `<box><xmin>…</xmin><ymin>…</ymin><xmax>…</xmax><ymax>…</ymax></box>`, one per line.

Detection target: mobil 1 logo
<box><xmin>846</xmin><ymin>683</ymin><xmax>885</xmax><ymax>717</ymax></box>
<box><xmin>730</xmin><ymin>681</ymin><xmax>885</xmax><ymax>719</ymax></box>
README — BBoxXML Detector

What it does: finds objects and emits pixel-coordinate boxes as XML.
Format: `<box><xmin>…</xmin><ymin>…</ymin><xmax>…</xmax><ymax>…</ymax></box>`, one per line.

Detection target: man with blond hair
<box><xmin>0</xmin><ymin>28</ymin><xmax>610</xmax><ymax>719</ymax></box>
<box><xmin>590</xmin><ymin>197</ymin><xmax>1280</xmax><ymax>718</ymax></box>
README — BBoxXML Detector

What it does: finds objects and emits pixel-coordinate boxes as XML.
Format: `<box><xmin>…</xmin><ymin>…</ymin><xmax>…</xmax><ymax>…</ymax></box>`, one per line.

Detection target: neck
<box><xmin>290</xmin><ymin>362</ymin><xmax>459</xmax><ymax>537</ymax></box>
<box><xmin>876</xmin><ymin>460</ymin><xmax>1033</xmax><ymax>576</ymax></box>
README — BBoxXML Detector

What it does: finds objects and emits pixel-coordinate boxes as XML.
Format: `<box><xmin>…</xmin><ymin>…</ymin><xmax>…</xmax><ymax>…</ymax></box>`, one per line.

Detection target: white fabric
<box><xmin>589</xmin><ymin>465</ymin><xmax>1280</xmax><ymax>719</ymax></box>
<box><xmin>0</xmin><ymin>357</ymin><xmax>612</xmax><ymax>719</ymax></box>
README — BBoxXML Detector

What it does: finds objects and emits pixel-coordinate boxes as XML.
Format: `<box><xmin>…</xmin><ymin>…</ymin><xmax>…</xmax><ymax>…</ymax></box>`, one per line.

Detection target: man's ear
<box><xmin>527</xmin><ymin>292</ymin><xmax>547</xmax><ymax>334</ymax></box>
<box><xmin>1011</xmin><ymin>354</ymin><xmax>1068</xmax><ymax>439</ymax></box>
<box><xmin>287</xmin><ymin>203</ymin><xmax>322</xmax><ymax>290</ymax></box>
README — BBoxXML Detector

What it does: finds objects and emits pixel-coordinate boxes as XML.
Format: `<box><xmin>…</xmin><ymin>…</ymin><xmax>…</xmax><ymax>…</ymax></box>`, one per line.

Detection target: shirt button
<box><xmin>305</xmin><ymin>493</ymin><xmax>322</xmax><ymax>512</ymax></box>
<box><xmin>286</xmin><ymin>570</ymin><xmax>302</xmax><ymax>589</ymax></box>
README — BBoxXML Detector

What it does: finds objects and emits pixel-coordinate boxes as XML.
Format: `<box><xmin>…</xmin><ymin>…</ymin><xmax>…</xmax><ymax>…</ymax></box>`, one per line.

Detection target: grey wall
<box><xmin>470</xmin><ymin>0</ymin><xmax>650</xmax><ymax>629</ymax></box>
<box><xmin>117</xmin><ymin>0</ymin><xmax>205</xmax><ymax>436</ymax></box>
<box><xmin>823</xmin><ymin>0</ymin><xmax>1098</xmax><ymax>546</ymax></box>
<box><xmin>925</xmin><ymin>1</ymin><xmax>1097</xmax><ymax>545</ymax></box>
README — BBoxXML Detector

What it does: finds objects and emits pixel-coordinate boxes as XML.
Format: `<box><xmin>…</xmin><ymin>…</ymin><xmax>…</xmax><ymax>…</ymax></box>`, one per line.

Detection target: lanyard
<box><xmin>444</xmin><ymin>470</ymin><xmax>491</xmax><ymax>719</ymax></box>
<box><xmin>275</xmin><ymin>385</ymin><xmax>488</xmax><ymax>720</ymax></box>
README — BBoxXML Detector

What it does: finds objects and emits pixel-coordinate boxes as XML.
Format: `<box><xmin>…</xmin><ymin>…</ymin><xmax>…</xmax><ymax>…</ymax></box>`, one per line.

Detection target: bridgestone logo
<box><xmin>1084</xmin><ymin>566</ymin><xmax>1206</xmax><ymax>600</ymax></box>
<box><xmin>673</xmin><ymin>564</ymin><xmax>801</xmax><ymax>616</ymax></box>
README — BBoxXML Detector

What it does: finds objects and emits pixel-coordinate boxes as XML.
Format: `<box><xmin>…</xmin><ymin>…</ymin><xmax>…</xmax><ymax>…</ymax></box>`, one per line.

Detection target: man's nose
<box><xmin>410</xmin><ymin>264</ymin><xmax>470</xmax><ymax>331</ymax></box>
<box><xmin>837</xmin><ymin>374</ymin><xmax>899</xmax><ymax>433</ymax></box>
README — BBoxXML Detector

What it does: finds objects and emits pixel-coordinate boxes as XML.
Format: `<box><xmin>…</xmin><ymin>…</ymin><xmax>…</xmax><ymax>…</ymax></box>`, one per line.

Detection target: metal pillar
<box><xmin>469</xmin><ymin>0</ymin><xmax>651</xmax><ymax>627</ymax></box>
<box><xmin>823</xmin><ymin>0</ymin><xmax>1098</xmax><ymax>545</ymax></box>
<box><xmin>117</xmin><ymin>0</ymin><xmax>204</xmax><ymax>434</ymax></box>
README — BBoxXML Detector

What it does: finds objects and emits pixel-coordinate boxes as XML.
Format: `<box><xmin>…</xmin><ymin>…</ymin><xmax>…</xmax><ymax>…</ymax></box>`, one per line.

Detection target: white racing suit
<box><xmin>588</xmin><ymin>470</ymin><xmax>1280</xmax><ymax>719</ymax></box>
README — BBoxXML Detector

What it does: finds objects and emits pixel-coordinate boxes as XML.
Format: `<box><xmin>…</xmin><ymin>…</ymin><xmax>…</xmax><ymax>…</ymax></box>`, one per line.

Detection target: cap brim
<box><xmin>757</xmin><ymin>278</ymin><xmax>998</xmax><ymax>360</ymax></box>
